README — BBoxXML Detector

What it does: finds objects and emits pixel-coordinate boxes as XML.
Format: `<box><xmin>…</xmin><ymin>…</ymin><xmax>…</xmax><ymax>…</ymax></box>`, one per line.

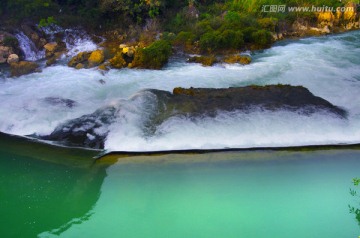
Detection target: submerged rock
<box><xmin>43</xmin><ymin>97</ymin><xmax>77</xmax><ymax>108</ymax></box>
<box><xmin>40</xmin><ymin>85</ymin><xmax>347</xmax><ymax>149</ymax></box>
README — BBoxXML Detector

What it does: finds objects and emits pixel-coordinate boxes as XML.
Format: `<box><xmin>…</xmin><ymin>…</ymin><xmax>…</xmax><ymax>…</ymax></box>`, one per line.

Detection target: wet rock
<box><xmin>98</xmin><ymin>64</ymin><xmax>109</xmax><ymax>71</ymax></box>
<box><xmin>7</xmin><ymin>54</ymin><xmax>19</xmax><ymax>64</ymax></box>
<box><xmin>40</xmin><ymin>106</ymin><xmax>117</xmax><ymax>149</ymax></box>
<box><xmin>0</xmin><ymin>46</ymin><xmax>14</xmax><ymax>64</ymax></box>
<box><xmin>122</xmin><ymin>46</ymin><xmax>135</xmax><ymax>57</ymax></box>
<box><xmin>150</xmin><ymin>85</ymin><xmax>348</xmax><ymax>126</ymax></box>
<box><xmin>10</xmin><ymin>61</ymin><xmax>40</xmax><ymax>77</ymax></box>
<box><xmin>188</xmin><ymin>55</ymin><xmax>217</xmax><ymax>66</ymax></box>
<box><xmin>88</xmin><ymin>50</ymin><xmax>105</xmax><ymax>67</ymax></box>
<box><xmin>43</xmin><ymin>97</ymin><xmax>77</xmax><ymax>108</ymax></box>
<box><xmin>68</xmin><ymin>51</ymin><xmax>91</xmax><ymax>68</ymax></box>
<box><xmin>109</xmin><ymin>52</ymin><xmax>127</xmax><ymax>69</ymax></box>
<box><xmin>21</xmin><ymin>23</ymin><xmax>47</xmax><ymax>49</ymax></box>
<box><xmin>68</xmin><ymin>50</ymin><xmax>106</xmax><ymax>69</ymax></box>
<box><xmin>223</xmin><ymin>55</ymin><xmax>252</xmax><ymax>65</ymax></box>
<box><xmin>75</xmin><ymin>63</ymin><xmax>85</xmax><ymax>69</ymax></box>
<box><xmin>41</xmin><ymin>85</ymin><xmax>347</xmax><ymax>149</ymax></box>
<box><xmin>0</xmin><ymin>32</ymin><xmax>22</xmax><ymax>57</ymax></box>
<box><xmin>44</xmin><ymin>42</ymin><xmax>66</xmax><ymax>58</ymax></box>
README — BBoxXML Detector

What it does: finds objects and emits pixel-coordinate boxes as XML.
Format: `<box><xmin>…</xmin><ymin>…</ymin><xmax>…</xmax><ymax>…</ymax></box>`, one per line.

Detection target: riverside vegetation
<box><xmin>0</xmin><ymin>0</ymin><xmax>359</xmax><ymax>73</ymax></box>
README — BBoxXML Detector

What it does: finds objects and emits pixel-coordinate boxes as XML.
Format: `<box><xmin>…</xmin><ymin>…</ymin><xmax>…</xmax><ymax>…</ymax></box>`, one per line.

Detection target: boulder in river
<box><xmin>40</xmin><ymin>106</ymin><xmax>118</xmax><ymax>149</ymax></box>
<box><xmin>88</xmin><ymin>50</ymin><xmax>105</xmax><ymax>67</ymax></box>
<box><xmin>10</xmin><ymin>61</ymin><xmax>40</xmax><ymax>77</ymax></box>
<box><xmin>68</xmin><ymin>51</ymin><xmax>91</xmax><ymax>68</ymax></box>
<box><xmin>39</xmin><ymin>85</ymin><xmax>347</xmax><ymax>149</ymax></box>
<box><xmin>223</xmin><ymin>55</ymin><xmax>252</xmax><ymax>65</ymax></box>
<box><xmin>153</xmin><ymin>85</ymin><xmax>347</xmax><ymax>120</ymax></box>
<box><xmin>188</xmin><ymin>55</ymin><xmax>217</xmax><ymax>66</ymax></box>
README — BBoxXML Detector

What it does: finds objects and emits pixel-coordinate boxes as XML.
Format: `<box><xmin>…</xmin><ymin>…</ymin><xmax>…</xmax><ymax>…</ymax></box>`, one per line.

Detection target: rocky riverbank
<box><xmin>0</xmin><ymin>2</ymin><xmax>359</xmax><ymax>76</ymax></box>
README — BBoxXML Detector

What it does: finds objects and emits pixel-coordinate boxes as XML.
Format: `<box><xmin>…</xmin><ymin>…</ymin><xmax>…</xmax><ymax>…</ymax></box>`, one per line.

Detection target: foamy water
<box><xmin>1</xmin><ymin>31</ymin><xmax>360</xmax><ymax>151</ymax></box>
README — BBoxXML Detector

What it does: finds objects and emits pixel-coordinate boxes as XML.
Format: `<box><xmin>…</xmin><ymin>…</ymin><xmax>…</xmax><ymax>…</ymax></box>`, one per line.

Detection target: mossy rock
<box><xmin>188</xmin><ymin>55</ymin><xmax>217</xmax><ymax>66</ymax></box>
<box><xmin>46</xmin><ymin>57</ymin><xmax>57</xmax><ymax>66</ymax></box>
<box><xmin>109</xmin><ymin>52</ymin><xmax>127</xmax><ymax>69</ymax></box>
<box><xmin>98</xmin><ymin>64</ymin><xmax>109</xmax><ymax>71</ymax></box>
<box><xmin>75</xmin><ymin>63</ymin><xmax>85</xmax><ymax>70</ymax></box>
<box><xmin>10</xmin><ymin>61</ymin><xmax>40</xmax><ymax>77</ymax></box>
<box><xmin>173</xmin><ymin>87</ymin><xmax>196</xmax><ymax>96</ymax></box>
<box><xmin>132</xmin><ymin>40</ymin><xmax>172</xmax><ymax>70</ymax></box>
<box><xmin>68</xmin><ymin>51</ymin><xmax>91</xmax><ymax>68</ymax></box>
<box><xmin>88</xmin><ymin>50</ymin><xmax>105</xmax><ymax>67</ymax></box>
<box><xmin>223</xmin><ymin>55</ymin><xmax>252</xmax><ymax>65</ymax></box>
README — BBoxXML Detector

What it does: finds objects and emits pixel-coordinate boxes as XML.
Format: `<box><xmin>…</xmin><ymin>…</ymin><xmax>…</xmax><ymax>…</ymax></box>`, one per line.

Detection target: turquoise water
<box><xmin>1</xmin><ymin>134</ymin><xmax>359</xmax><ymax>237</ymax></box>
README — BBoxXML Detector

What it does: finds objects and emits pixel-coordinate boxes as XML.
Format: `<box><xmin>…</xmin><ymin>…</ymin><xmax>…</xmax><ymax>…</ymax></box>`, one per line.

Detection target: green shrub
<box><xmin>199</xmin><ymin>30</ymin><xmax>220</xmax><ymax>52</ymax></box>
<box><xmin>243</xmin><ymin>27</ymin><xmax>257</xmax><ymax>43</ymax></box>
<box><xmin>38</xmin><ymin>16</ymin><xmax>57</xmax><ymax>27</ymax></box>
<box><xmin>224</xmin><ymin>11</ymin><xmax>241</xmax><ymax>23</ymax></box>
<box><xmin>194</xmin><ymin>20</ymin><xmax>214</xmax><ymax>36</ymax></box>
<box><xmin>220</xmin><ymin>30</ymin><xmax>244</xmax><ymax>49</ymax></box>
<box><xmin>162</xmin><ymin>32</ymin><xmax>177</xmax><ymax>42</ymax></box>
<box><xmin>252</xmin><ymin>29</ymin><xmax>273</xmax><ymax>47</ymax></box>
<box><xmin>174</xmin><ymin>31</ymin><xmax>196</xmax><ymax>45</ymax></box>
<box><xmin>257</xmin><ymin>17</ymin><xmax>278</xmax><ymax>31</ymax></box>
<box><xmin>200</xmin><ymin>29</ymin><xmax>245</xmax><ymax>52</ymax></box>
<box><xmin>133</xmin><ymin>40</ymin><xmax>172</xmax><ymax>69</ymax></box>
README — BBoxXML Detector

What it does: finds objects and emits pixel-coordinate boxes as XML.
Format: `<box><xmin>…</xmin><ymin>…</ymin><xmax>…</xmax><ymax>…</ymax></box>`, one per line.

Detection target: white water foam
<box><xmin>1</xmin><ymin>30</ymin><xmax>360</xmax><ymax>151</ymax></box>
<box><xmin>63</xmin><ymin>29</ymin><xmax>99</xmax><ymax>57</ymax></box>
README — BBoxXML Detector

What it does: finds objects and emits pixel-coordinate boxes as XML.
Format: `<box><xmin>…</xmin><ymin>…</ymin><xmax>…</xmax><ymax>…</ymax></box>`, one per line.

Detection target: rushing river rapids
<box><xmin>1</xmin><ymin>30</ymin><xmax>360</xmax><ymax>151</ymax></box>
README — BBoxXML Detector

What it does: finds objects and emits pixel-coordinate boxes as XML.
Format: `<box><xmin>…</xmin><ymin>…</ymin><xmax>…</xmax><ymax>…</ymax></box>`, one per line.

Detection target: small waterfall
<box><xmin>15</xmin><ymin>32</ymin><xmax>45</xmax><ymax>61</ymax></box>
<box><xmin>63</xmin><ymin>29</ymin><xmax>99</xmax><ymax>57</ymax></box>
<box><xmin>40</xmin><ymin>25</ymin><xmax>99</xmax><ymax>57</ymax></box>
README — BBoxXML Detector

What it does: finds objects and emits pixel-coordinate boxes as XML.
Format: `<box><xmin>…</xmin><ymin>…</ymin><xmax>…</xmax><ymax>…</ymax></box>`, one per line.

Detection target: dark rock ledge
<box><xmin>38</xmin><ymin>85</ymin><xmax>347</xmax><ymax>149</ymax></box>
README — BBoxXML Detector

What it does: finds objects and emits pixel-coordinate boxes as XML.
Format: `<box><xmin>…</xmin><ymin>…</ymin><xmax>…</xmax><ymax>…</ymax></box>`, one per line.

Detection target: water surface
<box><xmin>1</xmin><ymin>135</ymin><xmax>359</xmax><ymax>237</ymax></box>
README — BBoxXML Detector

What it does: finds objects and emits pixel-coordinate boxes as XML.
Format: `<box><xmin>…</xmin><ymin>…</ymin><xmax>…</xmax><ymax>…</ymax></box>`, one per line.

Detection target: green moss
<box><xmin>132</xmin><ymin>40</ymin><xmax>172</xmax><ymax>69</ymax></box>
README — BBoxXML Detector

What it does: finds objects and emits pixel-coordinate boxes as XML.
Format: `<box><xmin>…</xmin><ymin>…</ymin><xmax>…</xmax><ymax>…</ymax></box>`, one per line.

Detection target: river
<box><xmin>0</xmin><ymin>30</ymin><xmax>360</xmax><ymax>237</ymax></box>
<box><xmin>1</xmin><ymin>30</ymin><xmax>360</xmax><ymax>151</ymax></box>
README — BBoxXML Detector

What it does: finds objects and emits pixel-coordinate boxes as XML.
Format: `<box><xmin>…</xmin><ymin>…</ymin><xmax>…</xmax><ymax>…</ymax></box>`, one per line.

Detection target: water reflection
<box><xmin>1</xmin><ymin>134</ymin><xmax>360</xmax><ymax>238</ymax></box>
<box><xmin>0</xmin><ymin>132</ymin><xmax>109</xmax><ymax>238</ymax></box>
<box><xmin>349</xmin><ymin>178</ymin><xmax>360</xmax><ymax>227</ymax></box>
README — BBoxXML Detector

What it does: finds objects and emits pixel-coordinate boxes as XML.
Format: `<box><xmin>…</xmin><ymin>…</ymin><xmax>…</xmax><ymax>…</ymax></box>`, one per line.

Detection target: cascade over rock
<box><xmin>39</xmin><ymin>85</ymin><xmax>347</xmax><ymax>149</ymax></box>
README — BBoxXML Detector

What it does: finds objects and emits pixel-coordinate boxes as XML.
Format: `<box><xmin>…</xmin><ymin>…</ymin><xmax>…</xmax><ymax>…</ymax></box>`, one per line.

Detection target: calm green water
<box><xmin>1</xmin><ymin>134</ymin><xmax>360</xmax><ymax>237</ymax></box>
